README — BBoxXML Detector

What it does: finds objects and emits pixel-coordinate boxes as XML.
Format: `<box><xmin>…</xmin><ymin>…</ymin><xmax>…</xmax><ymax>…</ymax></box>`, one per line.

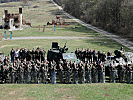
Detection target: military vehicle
<box><xmin>47</xmin><ymin>42</ymin><xmax>80</xmax><ymax>63</ymax></box>
<box><xmin>104</xmin><ymin>50</ymin><xmax>133</xmax><ymax>76</ymax></box>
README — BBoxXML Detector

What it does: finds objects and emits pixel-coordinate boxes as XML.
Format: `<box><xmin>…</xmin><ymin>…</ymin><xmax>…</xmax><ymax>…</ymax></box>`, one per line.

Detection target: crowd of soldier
<box><xmin>0</xmin><ymin>47</ymin><xmax>133</xmax><ymax>84</ymax></box>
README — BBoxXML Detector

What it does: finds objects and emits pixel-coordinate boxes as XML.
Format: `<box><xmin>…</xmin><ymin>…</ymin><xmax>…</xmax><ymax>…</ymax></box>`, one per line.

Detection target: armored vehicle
<box><xmin>47</xmin><ymin>42</ymin><xmax>80</xmax><ymax>63</ymax></box>
<box><xmin>104</xmin><ymin>50</ymin><xmax>133</xmax><ymax>76</ymax></box>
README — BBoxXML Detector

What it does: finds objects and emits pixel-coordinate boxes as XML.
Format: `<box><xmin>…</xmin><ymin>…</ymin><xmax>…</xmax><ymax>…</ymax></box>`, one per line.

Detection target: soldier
<box><xmin>85</xmin><ymin>61</ymin><xmax>91</xmax><ymax>83</ymax></box>
<box><xmin>73</xmin><ymin>62</ymin><xmax>78</xmax><ymax>84</ymax></box>
<box><xmin>26</xmin><ymin>49</ymin><xmax>32</xmax><ymax>61</ymax></box>
<box><xmin>97</xmin><ymin>51</ymin><xmax>102</xmax><ymax>62</ymax></box>
<box><xmin>40</xmin><ymin>61</ymin><xmax>48</xmax><ymax>84</ymax></box>
<box><xmin>39</xmin><ymin>48</ymin><xmax>46</xmax><ymax>63</ymax></box>
<box><xmin>9</xmin><ymin>64</ymin><xmax>16</xmax><ymax>83</ymax></box>
<box><xmin>93</xmin><ymin>49</ymin><xmax>97</xmax><ymax>62</ymax></box>
<box><xmin>4</xmin><ymin>56</ymin><xmax>8</xmax><ymax>65</ymax></box>
<box><xmin>88</xmin><ymin>50</ymin><xmax>93</xmax><ymax>63</ymax></box>
<box><xmin>75</xmin><ymin>48</ymin><xmax>79</xmax><ymax>58</ymax></box>
<box><xmin>22</xmin><ymin>48</ymin><xmax>27</xmax><ymax>61</ymax></box>
<box><xmin>109</xmin><ymin>64</ymin><xmax>117</xmax><ymax>83</ymax></box>
<box><xmin>81</xmin><ymin>48</ymin><xmax>85</xmax><ymax>62</ymax></box>
<box><xmin>0</xmin><ymin>59</ymin><xmax>4</xmax><ymax>83</ymax></box>
<box><xmin>101</xmin><ymin>52</ymin><xmax>106</xmax><ymax>62</ymax></box>
<box><xmin>58</xmin><ymin>64</ymin><xmax>64</xmax><ymax>83</ymax></box>
<box><xmin>17</xmin><ymin>63</ymin><xmax>24</xmax><ymax>83</ymax></box>
<box><xmin>80</xmin><ymin>65</ymin><xmax>85</xmax><ymax>84</ymax></box>
<box><xmin>10</xmin><ymin>48</ymin><xmax>15</xmax><ymax>63</ymax></box>
<box><xmin>126</xmin><ymin>64</ymin><xmax>132</xmax><ymax>84</ymax></box>
<box><xmin>107</xmin><ymin>50</ymin><xmax>111</xmax><ymax>57</ymax></box>
<box><xmin>25</xmin><ymin>63</ymin><xmax>31</xmax><ymax>83</ymax></box>
<box><xmin>98</xmin><ymin>62</ymin><xmax>105</xmax><ymax>83</ymax></box>
<box><xmin>32</xmin><ymin>64</ymin><xmax>39</xmax><ymax>83</ymax></box>
<box><xmin>91</xmin><ymin>62</ymin><xmax>98</xmax><ymax>83</ymax></box>
<box><xmin>2</xmin><ymin>64</ymin><xmax>8</xmax><ymax>83</ymax></box>
<box><xmin>119</xmin><ymin>65</ymin><xmax>126</xmax><ymax>83</ymax></box>
<box><xmin>35</xmin><ymin>48</ymin><xmax>40</xmax><ymax>61</ymax></box>
<box><xmin>51</xmin><ymin>60</ymin><xmax>57</xmax><ymax>84</ymax></box>
<box><xmin>32</xmin><ymin>48</ymin><xmax>36</xmax><ymax>61</ymax></box>
<box><xmin>65</xmin><ymin>63</ymin><xmax>72</xmax><ymax>84</ymax></box>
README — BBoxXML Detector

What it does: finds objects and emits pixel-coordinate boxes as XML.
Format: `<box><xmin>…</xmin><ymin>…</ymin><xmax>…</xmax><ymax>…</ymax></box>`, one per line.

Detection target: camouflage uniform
<box><xmin>73</xmin><ymin>63</ymin><xmax>78</xmax><ymax>84</ymax></box>
<box><xmin>51</xmin><ymin>61</ymin><xmax>57</xmax><ymax>84</ymax></box>
<box><xmin>119</xmin><ymin>65</ymin><xmax>126</xmax><ymax>83</ymax></box>
<box><xmin>40</xmin><ymin>62</ymin><xmax>48</xmax><ymax>84</ymax></box>
<box><xmin>98</xmin><ymin>62</ymin><xmax>105</xmax><ymax>83</ymax></box>
<box><xmin>65</xmin><ymin>64</ymin><xmax>72</xmax><ymax>84</ymax></box>
<box><xmin>126</xmin><ymin>65</ymin><xmax>132</xmax><ymax>84</ymax></box>
<box><xmin>17</xmin><ymin>64</ymin><xmax>24</xmax><ymax>83</ymax></box>
<box><xmin>92</xmin><ymin>63</ymin><xmax>98</xmax><ymax>83</ymax></box>
<box><xmin>25</xmin><ymin>64</ymin><xmax>31</xmax><ymax>83</ymax></box>
<box><xmin>9</xmin><ymin>64</ymin><xmax>16</xmax><ymax>83</ymax></box>
<box><xmin>58</xmin><ymin>64</ymin><xmax>64</xmax><ymax>83</ymax></box>
<box><xmin>109</xmin><ymin>64</ymin><xmax>117</xmax><ymax>83</ymax></box>
<box><xmin>85</xmin><ymin>63</ymin><xmax>92</xmax><ymax>83</ymax></box>
<box><xmin>32</xmin><ymin>64</ymin><xmax>39</xmax><ymax>83</ymax></box>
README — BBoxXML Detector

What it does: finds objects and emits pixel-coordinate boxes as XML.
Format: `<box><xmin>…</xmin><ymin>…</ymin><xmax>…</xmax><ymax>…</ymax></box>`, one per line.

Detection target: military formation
<box><xmin>0</xmin><ymin>47</ymin><xmax>133</xmax><ymax>84</ymax></box>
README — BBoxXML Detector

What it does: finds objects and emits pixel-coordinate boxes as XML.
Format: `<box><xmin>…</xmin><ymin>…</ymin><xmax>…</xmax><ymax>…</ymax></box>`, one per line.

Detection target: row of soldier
<box><xmin>10</xmin><ymin>47</ymin><xmax>46</xmax><ymax>63</ymax></box>
<box><xmin>0</xmin><ymin>55</ymin><xmax>133</xmax><ymax>84</ymax></box>
<box><xmin>75</xmin><ymin>48</ymin><xmax>113</xmax><ymax>63</ymax></box>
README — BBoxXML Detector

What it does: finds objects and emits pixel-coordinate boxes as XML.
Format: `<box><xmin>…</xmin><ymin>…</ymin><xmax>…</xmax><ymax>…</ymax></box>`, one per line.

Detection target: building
<box><xmin>2</xmin><ymin>8</ymin><xmax>31</xmax><ymax>31</ymax></box>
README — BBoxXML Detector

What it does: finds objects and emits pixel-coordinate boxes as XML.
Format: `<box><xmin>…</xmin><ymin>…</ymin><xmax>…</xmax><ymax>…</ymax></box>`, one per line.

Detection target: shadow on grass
<box><xmin>58</xmin><ymin>25</ymin><xmax>98</xmax><ymax>34</ymax></box>
<box><xmin>84</xmin><ymin>39</ymin><xmax>131</xmax><ymax>51</ymax></box>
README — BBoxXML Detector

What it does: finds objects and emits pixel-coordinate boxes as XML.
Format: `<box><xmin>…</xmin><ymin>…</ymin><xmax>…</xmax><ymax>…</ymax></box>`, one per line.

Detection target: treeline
<box><xmin>54</xmin><ymin>0</ymin><xmax>133</xmax><ymax>38</ymax></box>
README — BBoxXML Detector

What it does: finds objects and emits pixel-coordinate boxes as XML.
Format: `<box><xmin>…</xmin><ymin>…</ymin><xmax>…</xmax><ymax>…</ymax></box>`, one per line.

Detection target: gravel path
<box><xmin>4</xmin><ymin>36</ymin><xmax>103</xmax><ymax>40</ymax></box>
<box><xmin>51</xmin><ymin>0</ymin><xmax>133</xmax><ymax>50</ymax></box>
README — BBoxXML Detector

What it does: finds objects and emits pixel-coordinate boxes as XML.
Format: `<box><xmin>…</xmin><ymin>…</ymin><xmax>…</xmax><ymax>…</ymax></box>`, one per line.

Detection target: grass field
<box><xmin>1</xmin><ymin>84</ymin><xmax>133</xmax><ymax>100</ymax></box>
<box><xmin>0</xmin><ymin>39</ymin><xmax>130</xmax><ymax>56</ymax></box>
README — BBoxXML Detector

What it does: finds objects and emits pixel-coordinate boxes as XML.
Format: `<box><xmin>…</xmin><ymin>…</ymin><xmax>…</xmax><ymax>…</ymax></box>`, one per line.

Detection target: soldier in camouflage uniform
<box><xmin>109</xmin><ymin>64</ymin><xmax>117</xmax><ymax>83</ymax></box>
<box><xmin>80</xmin><ymin>65</ymin><xmax>85</xmax><ymax>84</ymax></box>
<box><xmin>58</xmin><ymin>64</ymin><xmax>64</xmax><ymax>83</ymax></box>
<box><xmin>51</xmin><ymin>60</ymin><xmax>57</xmax><ymax>84</ymax></box>
<box><xmin>98</xmin><ymin>62</ymin><xmax>105</xmax><ymax>83</ymax></box>
<box><xmin>119</xmin><ymin>64</ymin><xmax>126</xmax><ymax>83</ymax></box>
<box><xmin>25</xmin><ymin>63</ymin><xmax>31</xmax><ymax>83</ymax></box>
<box><xmin>9</xmin><ymin>64</ymin><xmax>16</xmax><ymax>83</ymax></box>
<box><xmin>65</xmin><ymin>63</ymin><xmax>72</xmax><ymax>84</ymax></box>
<box><xmin>40</xmin><ymin>60</ymin><xmax>48</xmax><ymax>84</ymax></box>
<box><xmin>17</xmin><ymin>63</ymin><xmax>24</xmax><ymax>83</ymax></box>
<box><xmin>85</xmin><ymin>61</ymin><xmax>92</xmax><ymax>83</ymax></box>
<box><xmin>32</xmin><ymin>64</ymin><xmax>39</xmax><ymax>83</ymax></box>
<box><xmin>73</xmin><ymin>62</ymin><xmax>78</xmax><ymax>84</ymax></box>
<box><xmin>126</xmin><ymin>64</ymin><xmax>132</xmax><ymax>84</ymax></box>
<box><xmin>92</xmin><ymin>62</ymin><xmax>98</xmax><ymax>83</ymax></box>
<box><xmin>0</xmin><ymin>59</ymin><xmax>4</xmax><ymax>83</ymax></box>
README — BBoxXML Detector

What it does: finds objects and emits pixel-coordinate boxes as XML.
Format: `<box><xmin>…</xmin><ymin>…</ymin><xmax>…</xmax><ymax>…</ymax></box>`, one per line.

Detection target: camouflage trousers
<box><xmin>18</xmin><ymin>72</ymin><xmax>24</xmax><ymax>83</ymax></box>
<box><xmin>73</xmin><ymin>71</ymin><xmax>78</xmax><ymax>84</ymax></box>
<box><xmin>65</xmin><ymin>71</ymin><xmax>71</xmax><ymax>84</ymax></box>
<box><xmin>51</xmin><ymin>71</ymin><xmax>56</xmax><ymax>84</ymax></box>
<box><xmin>99</xmin><ymin>71</ymin><xmax>105</xmax><ymax>83</ymax></box>
<box><xmin>127</xmin><ymin>72</ymin><xmax>132</xmax><ymax>84</ymax></box>
<box><xmin>85</xmin><ymin>71</ymin><xmax>91</xmax><ymax>83</ymax></box>
<box><xmin>110</xmin><ymin>71</ymin><xmax>116</xmax><ymax>83</ymax></box>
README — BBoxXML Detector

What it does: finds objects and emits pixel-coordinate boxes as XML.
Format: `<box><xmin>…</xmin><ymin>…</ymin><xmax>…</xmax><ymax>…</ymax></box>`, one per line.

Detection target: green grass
<box><xmin>0</xmin><ymin>25</ymin><xmax>103</xmax><ymax>38</ymax></box>
<box><xmin>0</xmin><ymin>39</ymin><xmax>130</xmax><ymax>56</ymax></box>
<box><xmin>0</xmin><ymin>84</ymin><xmax>133</xmax><ymax>100</ymax></box>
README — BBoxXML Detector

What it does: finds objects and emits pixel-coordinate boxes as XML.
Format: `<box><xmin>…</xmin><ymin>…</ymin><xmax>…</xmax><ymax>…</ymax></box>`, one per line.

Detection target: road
<box><xmin>51</xmin><ymin>0</ymin><xmax>133</xmax><ymax>50</ymax></box>
<box><xmin>3</xmin><ymin>36</ymin><xmax>104</xmax><ymax>40</ymax></box>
